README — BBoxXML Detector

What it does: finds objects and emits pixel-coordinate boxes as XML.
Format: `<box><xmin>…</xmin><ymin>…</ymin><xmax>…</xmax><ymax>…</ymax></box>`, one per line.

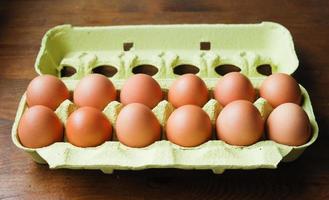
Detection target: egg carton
<box><xmin>11</xmin><ymin>22</ymin><xmax>318</xmax><ymax>174</ymax></box>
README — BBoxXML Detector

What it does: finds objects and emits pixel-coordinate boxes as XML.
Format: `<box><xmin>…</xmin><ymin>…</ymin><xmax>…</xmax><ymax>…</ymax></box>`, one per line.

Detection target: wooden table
<box><xmin>1</xmin><ymin>0</ymin><xmax>329</xmax><ymax>199</ymax></box>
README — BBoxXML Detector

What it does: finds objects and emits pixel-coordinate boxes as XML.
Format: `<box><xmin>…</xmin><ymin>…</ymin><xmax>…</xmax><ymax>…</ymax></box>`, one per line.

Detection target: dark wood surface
<box><xmin>1</xmin><ymin>0</ymin><xmax>329</xmax><ymax>199</ymax></box>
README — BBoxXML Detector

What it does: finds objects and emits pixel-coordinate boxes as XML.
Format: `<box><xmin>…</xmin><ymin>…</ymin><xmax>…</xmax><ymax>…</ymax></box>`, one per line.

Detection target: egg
<box><xmin>266</xmin><ymin>103</ymin><xmax>311</xmax><ymax>146</ymax></box>
<box><xmin>120</xmin><ymin>74</ymin><xmax>163</xmax><ymax>108</ymax></box>
<box><xmin>259</xmin><ymin>73</ymin><xmax>301</xmax><ymax>107</ymax></box>
<box><xmin>115</xmin><ymin>103</ymin><xmax>161</xmax><ymax>148</ymax></box>
<box><xmin>18</xmin><ymin>105</ymin><xmax>63</xmax><ymax>148</ymax></box>
<box><xmin>214</xmin><ymin>72</ymin><xmax>256</xmax><ymax>106</ymax></box>
<box><xmin>74</xmin><ymin>74</ymin><xmax>117</xmax><ymax>110</ymax></box>
<box><xmin>168</xmin><ymin>74</ymin><xmax>209</xmax><ymax>107</ymax></box>
<box><xmin>26</xmin><ymin>75</ymin><xmax>69</xmax><ymax>110</ymax></box>
<box><xmin>166</xmin><ymin>105</ymin><xmax>212</xmax><ymax>147</ymax></box>
<box><xmin>66</xmin><ymin>107</ymin><xmax>112</xmax><ymax>147</ymax></box>
<box><xmin>216</xmin><ymin>100</ymin><xmax>264</xmax><ymax>146</ymax></box>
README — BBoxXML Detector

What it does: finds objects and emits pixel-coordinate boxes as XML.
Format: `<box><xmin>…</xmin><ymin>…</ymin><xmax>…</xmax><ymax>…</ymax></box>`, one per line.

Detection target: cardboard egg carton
<box><xmin>12</xmin><ymin>22</ymin><xmax>318</xmax><ymax>174</ymax></box>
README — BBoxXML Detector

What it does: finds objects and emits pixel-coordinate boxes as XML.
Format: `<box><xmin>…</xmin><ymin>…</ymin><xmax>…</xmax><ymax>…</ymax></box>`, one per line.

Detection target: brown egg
<box><xmin>18</xmin><ymin>105</ymin><xmax>63</xmax><ymax>148</ymax></box>
<box><xmin>266</xmin><ymin>103</ymin><xmax>311</xmax><ymax>146</ymax></box>
<box><xmin>66</xmin><ymin>107</ymin><xmax>112</xmax><ymax>147</ymax></box>
<box><xmin>166</xmin><ymin>105</ymin><xmax>212</xmax><ymax>147</ymax></box>
<box><xmin>115</xmin><ymin>103</ymin><xmax>161</xmax><ymax>148</ymax></box>
<box><xmin>26</xmin><ymin>75</ymin><xmax>69</xmax><ymax>110</ymax></box>
<box><xmin>216</xmin><ymin>100</ymin><xmax>264</xmax><ymax>146</ymax></box>
<box><xmin>74</xmin><ymin>74</ymin><xmax>117</xmax><ymax>110</ymax></box>
<box><xmin>214</xmin><ymin>72</ymin><xmax>256</xmax><ymax>106</ymax></box>
<box><xmin>260</xmin><ymin>73</ymin><xmax>301</xmax><ymax>107</ymax></box>
<box><xmin>168</xmin><ymin>74</ymin><xmax>209</xmax><ymax>107</ymax></box>
<box><xmin>120</xmin><ymin>74</ymin><xmax>163</xmax><ymax>108</ymax></box>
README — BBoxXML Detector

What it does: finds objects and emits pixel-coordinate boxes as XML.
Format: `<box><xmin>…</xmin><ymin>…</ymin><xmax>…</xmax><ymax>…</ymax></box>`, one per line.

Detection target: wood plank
<box><xmin>0</xmin><ymin>0</ymin><xmax>329</xmax><ymax>199</ymax></box>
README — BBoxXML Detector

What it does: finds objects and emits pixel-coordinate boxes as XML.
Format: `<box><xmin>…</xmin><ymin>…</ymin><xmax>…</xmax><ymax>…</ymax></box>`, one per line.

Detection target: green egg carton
<box><xmin>11</xmin><ymin>22</ymin><xmax>318</xmax><ymax>174</ymax></box>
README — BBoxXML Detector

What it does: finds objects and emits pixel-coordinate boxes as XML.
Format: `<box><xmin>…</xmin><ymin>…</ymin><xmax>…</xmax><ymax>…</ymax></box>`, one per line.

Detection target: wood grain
<box><xmin>1</xmin><ymin>0</ymin><xmax>329</xmax><ymax>199</ymax></box>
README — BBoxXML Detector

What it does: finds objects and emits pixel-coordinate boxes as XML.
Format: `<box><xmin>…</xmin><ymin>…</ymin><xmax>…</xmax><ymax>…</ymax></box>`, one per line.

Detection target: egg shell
<box><xmin>73</xmin><ymin>74</ymin><xmax>117</xmax><ymax>110</ymax></box>
<box><xmin>115</xmin><ymin>103</ymin><xmax>161</xmax><ymax>148</ymax></box>
<box><xmin>120</xmin><ymin>74</ymin><xmax>163</xmax><ymax>109</ymax></box>
<box><xmin>216</xmin><ymin>100</ymin><xmax>264</xmax><ymax>146</ymax></box>
<box><xmin>26</xmin><ymin>75</ymin><xmax>69</xmax><ymax>110</ymax></box>
<box><xmin>214</xmin><ymin>72</ymin><xmax>256</xmax><ymax>106</ymax></box>
<box><xmin>266</xmin><ymin>103</ymin><xmax>311</xmax><ymax>146</ymax></box>
<box><xmin>260</xmin><ymin>73</ymin><xmax>301</xmax><ymax>107</ymax></box>
<box><xmin>166</xmin><ymin>105</ymin><xmax>212</xmax><ymax>147</ymax></box>
<box><xmin>18</xmin><ymin>105</ymin><xmax>63</xmax><ymax>148</ymax></box>
<box><xmin>66</xmin><ymin>106</ymin><xmax>112</xmax><ymax>147</ymax></box>
<box><xmin>168</xmin><ymin>74</ymin><xmax>209</xmax><ymax>107</ymax></box>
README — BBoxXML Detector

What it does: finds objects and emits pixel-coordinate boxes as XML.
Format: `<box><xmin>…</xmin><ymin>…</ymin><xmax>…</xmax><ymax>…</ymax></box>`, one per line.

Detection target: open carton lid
<box><xmin>34</xmin><ymin>22</ymin><xmax>299</xmax><ymax>81</ymax></box>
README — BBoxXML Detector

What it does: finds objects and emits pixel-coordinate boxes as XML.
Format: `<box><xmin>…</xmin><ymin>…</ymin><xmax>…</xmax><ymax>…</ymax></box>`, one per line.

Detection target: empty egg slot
<box><xmin>215</xmin><ymin>64</ymin><xmax>241</xmax><ymax>76</ymax></box>
<box><xmin>60</xmin><ymin>66</ymin><xmax>76</xmax><ymax>77</ymax></box>
<box><xmin>123</xmin><ymin>42</ymin><xmax>133</xmax><ymax>51</ymax></box>
<box><xmin>173</xmin><ymin>64</ymin><xmax>200</xmax><ymax>75</ymax></box>
<box><xmin>200</xmin><ymin>41</ymin><xmax>211</xmax><ymax>50</ymax></box>
<box><xmin>92</xmin><ymin>65</ymin><xmax>118</xmax><ymax>77</ymax></box>
<box><xmin>256</xmin><ymin>64</ymin><xmax>272</xmax><ymax>76</ymax></box>
<box><xmin>132</xmin><ymin>64</ymin><xmax>159</xmax><ymax>76</ymax></box>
